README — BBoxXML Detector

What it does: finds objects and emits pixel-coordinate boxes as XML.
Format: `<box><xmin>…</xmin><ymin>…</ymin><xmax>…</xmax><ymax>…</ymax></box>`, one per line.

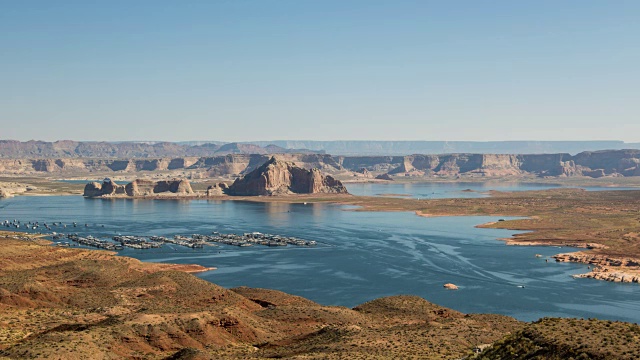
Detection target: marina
<box><xmin>4</xmin><ymin>219</ymin><xmax>317</xmax><ymax>251</ymax></box>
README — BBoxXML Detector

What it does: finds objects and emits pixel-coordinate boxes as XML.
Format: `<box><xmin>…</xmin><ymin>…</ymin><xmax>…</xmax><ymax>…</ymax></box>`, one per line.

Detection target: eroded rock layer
<box><xmin>4</xmin><ymin>150</ymin><xmax>640</xmax><ymax>178</ymax></box>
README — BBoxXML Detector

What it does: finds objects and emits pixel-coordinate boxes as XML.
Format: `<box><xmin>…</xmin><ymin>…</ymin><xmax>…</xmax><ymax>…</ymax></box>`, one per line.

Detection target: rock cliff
<box><xmin>226</xmin><ymin>157</ymin><xmax>349</xmax><ymax>196</ymax></box>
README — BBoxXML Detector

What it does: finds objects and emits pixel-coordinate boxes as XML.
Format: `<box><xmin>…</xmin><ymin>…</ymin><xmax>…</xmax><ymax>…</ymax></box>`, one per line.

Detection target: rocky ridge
<box><xmin>226</xmin><ymin>156</ymin><xmax>349</xmax><ymax>196</ymax></box>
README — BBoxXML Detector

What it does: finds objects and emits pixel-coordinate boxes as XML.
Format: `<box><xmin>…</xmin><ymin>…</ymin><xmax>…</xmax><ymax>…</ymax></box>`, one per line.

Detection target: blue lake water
<box><xmin>345</xmin><ymin>181</ymin><xmax>639</xmax><ymax>198</ymax></box>
<box><xmin>1</xmin><ymin>190</ymin><xmax>640</xmax><ymax>323</ymax></box>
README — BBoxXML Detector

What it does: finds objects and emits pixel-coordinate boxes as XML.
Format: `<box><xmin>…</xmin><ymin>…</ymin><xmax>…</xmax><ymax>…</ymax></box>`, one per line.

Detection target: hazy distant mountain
<box><xmin>245</xmin><ymin>140</ymin><xmax>640</xmax><ymax>156</ymax></box>
<box><xmin>0</xmin><ymin>140</ymin><xmax>321</xmax><ymax>158</ymax></box>
<box><xmin>1</xmin><ymin>140</ymin><xmax>639</xmax><ymax>158</ymax></box>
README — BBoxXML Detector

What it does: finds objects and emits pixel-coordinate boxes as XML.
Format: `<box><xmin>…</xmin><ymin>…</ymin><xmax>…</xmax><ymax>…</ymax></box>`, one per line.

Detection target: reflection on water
<box><xmin>1</xmin><ymin>191</ymin><xmax>640</xmax><ymax>323</ymax></box>
<box><xmin>264</xmin><ymin>202</ymin><xmax>292</xmax><ymax>224</ymax></box>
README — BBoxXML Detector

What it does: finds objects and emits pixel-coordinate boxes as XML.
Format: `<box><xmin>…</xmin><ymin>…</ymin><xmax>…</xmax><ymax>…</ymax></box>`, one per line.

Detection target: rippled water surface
<box><xmin>2</xmin><ymin>188</ymin><xmax>639</xmax><ymax>323</ymax></box>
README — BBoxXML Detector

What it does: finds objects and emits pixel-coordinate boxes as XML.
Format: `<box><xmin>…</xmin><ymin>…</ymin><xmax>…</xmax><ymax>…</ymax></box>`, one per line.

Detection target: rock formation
<box><xmin>354</xmin><ymin>168</ymin><xmax>373</xmax><ymax>178</ymax></box>
<box><xmin>443</xmin><ymin>283</ymin><xmax>459</xmax><ymax>290</ymax></box>
<box><xmin>125</xmin><ymin>179</ymin><xmax>193</xmax><ymax>196</ymax></box>
<box><xmin>0</xmin><ymin>182</ymin><xmax>26</xmax><ymax>199</ymax></box>
<box><xmin>226</xmin><ymin>157</ymin><xmax>349</xmax><ymax>196</ymax></box>
<box><xmin>83</xmin><ymin>179</ymin><xmax>126</xmax><ymax>197</ymax></box>
<box><xmin>206</xmin><ymin>183</ymin><xmax>229</xmax><ymax>196</ymax></box>
<box><xmin>375</xmin><ymin>173</ymin><xmax>394</xmax><ymax>181</ymax></box>
<box><xmin>83</xmin><ymin>178</ymin><xmax>193</xmax><ymax>197</ymax></box>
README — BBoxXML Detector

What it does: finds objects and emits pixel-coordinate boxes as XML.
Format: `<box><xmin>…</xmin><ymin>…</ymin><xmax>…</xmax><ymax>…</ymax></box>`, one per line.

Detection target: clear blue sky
<box><xmin>1</xmin><ymin>1</ymin><xmax>638</xmax><ymax>142</ymax></box>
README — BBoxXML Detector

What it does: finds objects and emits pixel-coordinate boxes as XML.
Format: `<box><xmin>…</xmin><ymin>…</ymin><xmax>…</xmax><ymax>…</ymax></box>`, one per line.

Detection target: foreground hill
<box><xmin>477</xmin><ymin>317</ymin><xmax>640</xmax><ymax>359</ymax></box>
<box><xmin>1</xmin><ymin>233</ymin><xmax>639</xmax><ymax>359</ymax></box>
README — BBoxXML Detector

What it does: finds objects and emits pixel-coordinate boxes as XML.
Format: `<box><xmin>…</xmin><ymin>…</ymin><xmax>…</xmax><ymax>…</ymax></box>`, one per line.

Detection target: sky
<box><xmin>1</xmin><ymin>1</ymin><xmax>639</xmax><ymax>142</ymax></box>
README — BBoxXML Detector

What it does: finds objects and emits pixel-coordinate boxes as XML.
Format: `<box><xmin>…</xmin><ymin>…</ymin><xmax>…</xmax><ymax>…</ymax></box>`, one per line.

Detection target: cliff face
<box><xmin>83</xmin><ymin>179</ymin><xmax>193</xmax><ymax>197</ymax></box>
<box><xmin>226</xmin><ymin>157</ymin><xmax>348</xmax><ymax>196</ymax></box>
<box><xmin>382</xmin><ymin>151</ymin><xmax>640</xmax><ymax>178</ymax></box>
<box><xmin>248</xmin><ymin>140</ymin><xmax>640</xmax><ymax>155</ymax></box>
<box><xmin>5</xmin><ymin>150</ymin><xmax>640</xmax><ymax>178</ymax></box>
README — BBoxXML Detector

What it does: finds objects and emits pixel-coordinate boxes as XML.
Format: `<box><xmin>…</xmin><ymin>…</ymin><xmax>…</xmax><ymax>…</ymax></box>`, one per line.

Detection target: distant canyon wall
<box><xmin>246</xmin><ymin>140</ymin><xmax>640</xmax><ymax>156</ymax></box>
<box><xmin>3</xmin><ymin>140</ymin><xmax>640</xmax><ymax>158</ymax></box>
<box><xmin>2</xmin><ymin>150</ymin><xmax>640</xmax><ymax>178</ymax></box>
<box><xmin>0</xmin><ymin>140</ymin><xmax>321</xmax><ymax>159</ymax></box>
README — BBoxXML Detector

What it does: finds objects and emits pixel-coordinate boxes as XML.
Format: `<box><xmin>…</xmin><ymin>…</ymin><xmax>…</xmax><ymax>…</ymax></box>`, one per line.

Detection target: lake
<box><xmin>1</xmin><ymin>184</ymin><xmax>639</xmax><ymax>323</ymax></box>
<box><xmin>346</xmin><ymin>181</ymin><xmax>639</xmax><ymax>198</ymax></box>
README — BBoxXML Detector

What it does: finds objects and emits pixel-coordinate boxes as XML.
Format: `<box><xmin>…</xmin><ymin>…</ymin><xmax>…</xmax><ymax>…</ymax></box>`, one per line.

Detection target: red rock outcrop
<box><xmin>226</xmin><ymin>157</ymin><xmax>348</xmax><ymax>196</ymax></box>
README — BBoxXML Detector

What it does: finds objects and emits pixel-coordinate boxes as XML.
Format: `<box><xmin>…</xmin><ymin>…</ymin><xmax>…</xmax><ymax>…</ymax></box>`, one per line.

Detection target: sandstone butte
<box><xmin>83</xmin><ymin>178</ymin><xmax>194</xmax><ymax>197</ymax></box>
<box><xmin>225</xmin><ymin>156</ymin><xmax>349</xmax><ymax>196</ymax></box>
